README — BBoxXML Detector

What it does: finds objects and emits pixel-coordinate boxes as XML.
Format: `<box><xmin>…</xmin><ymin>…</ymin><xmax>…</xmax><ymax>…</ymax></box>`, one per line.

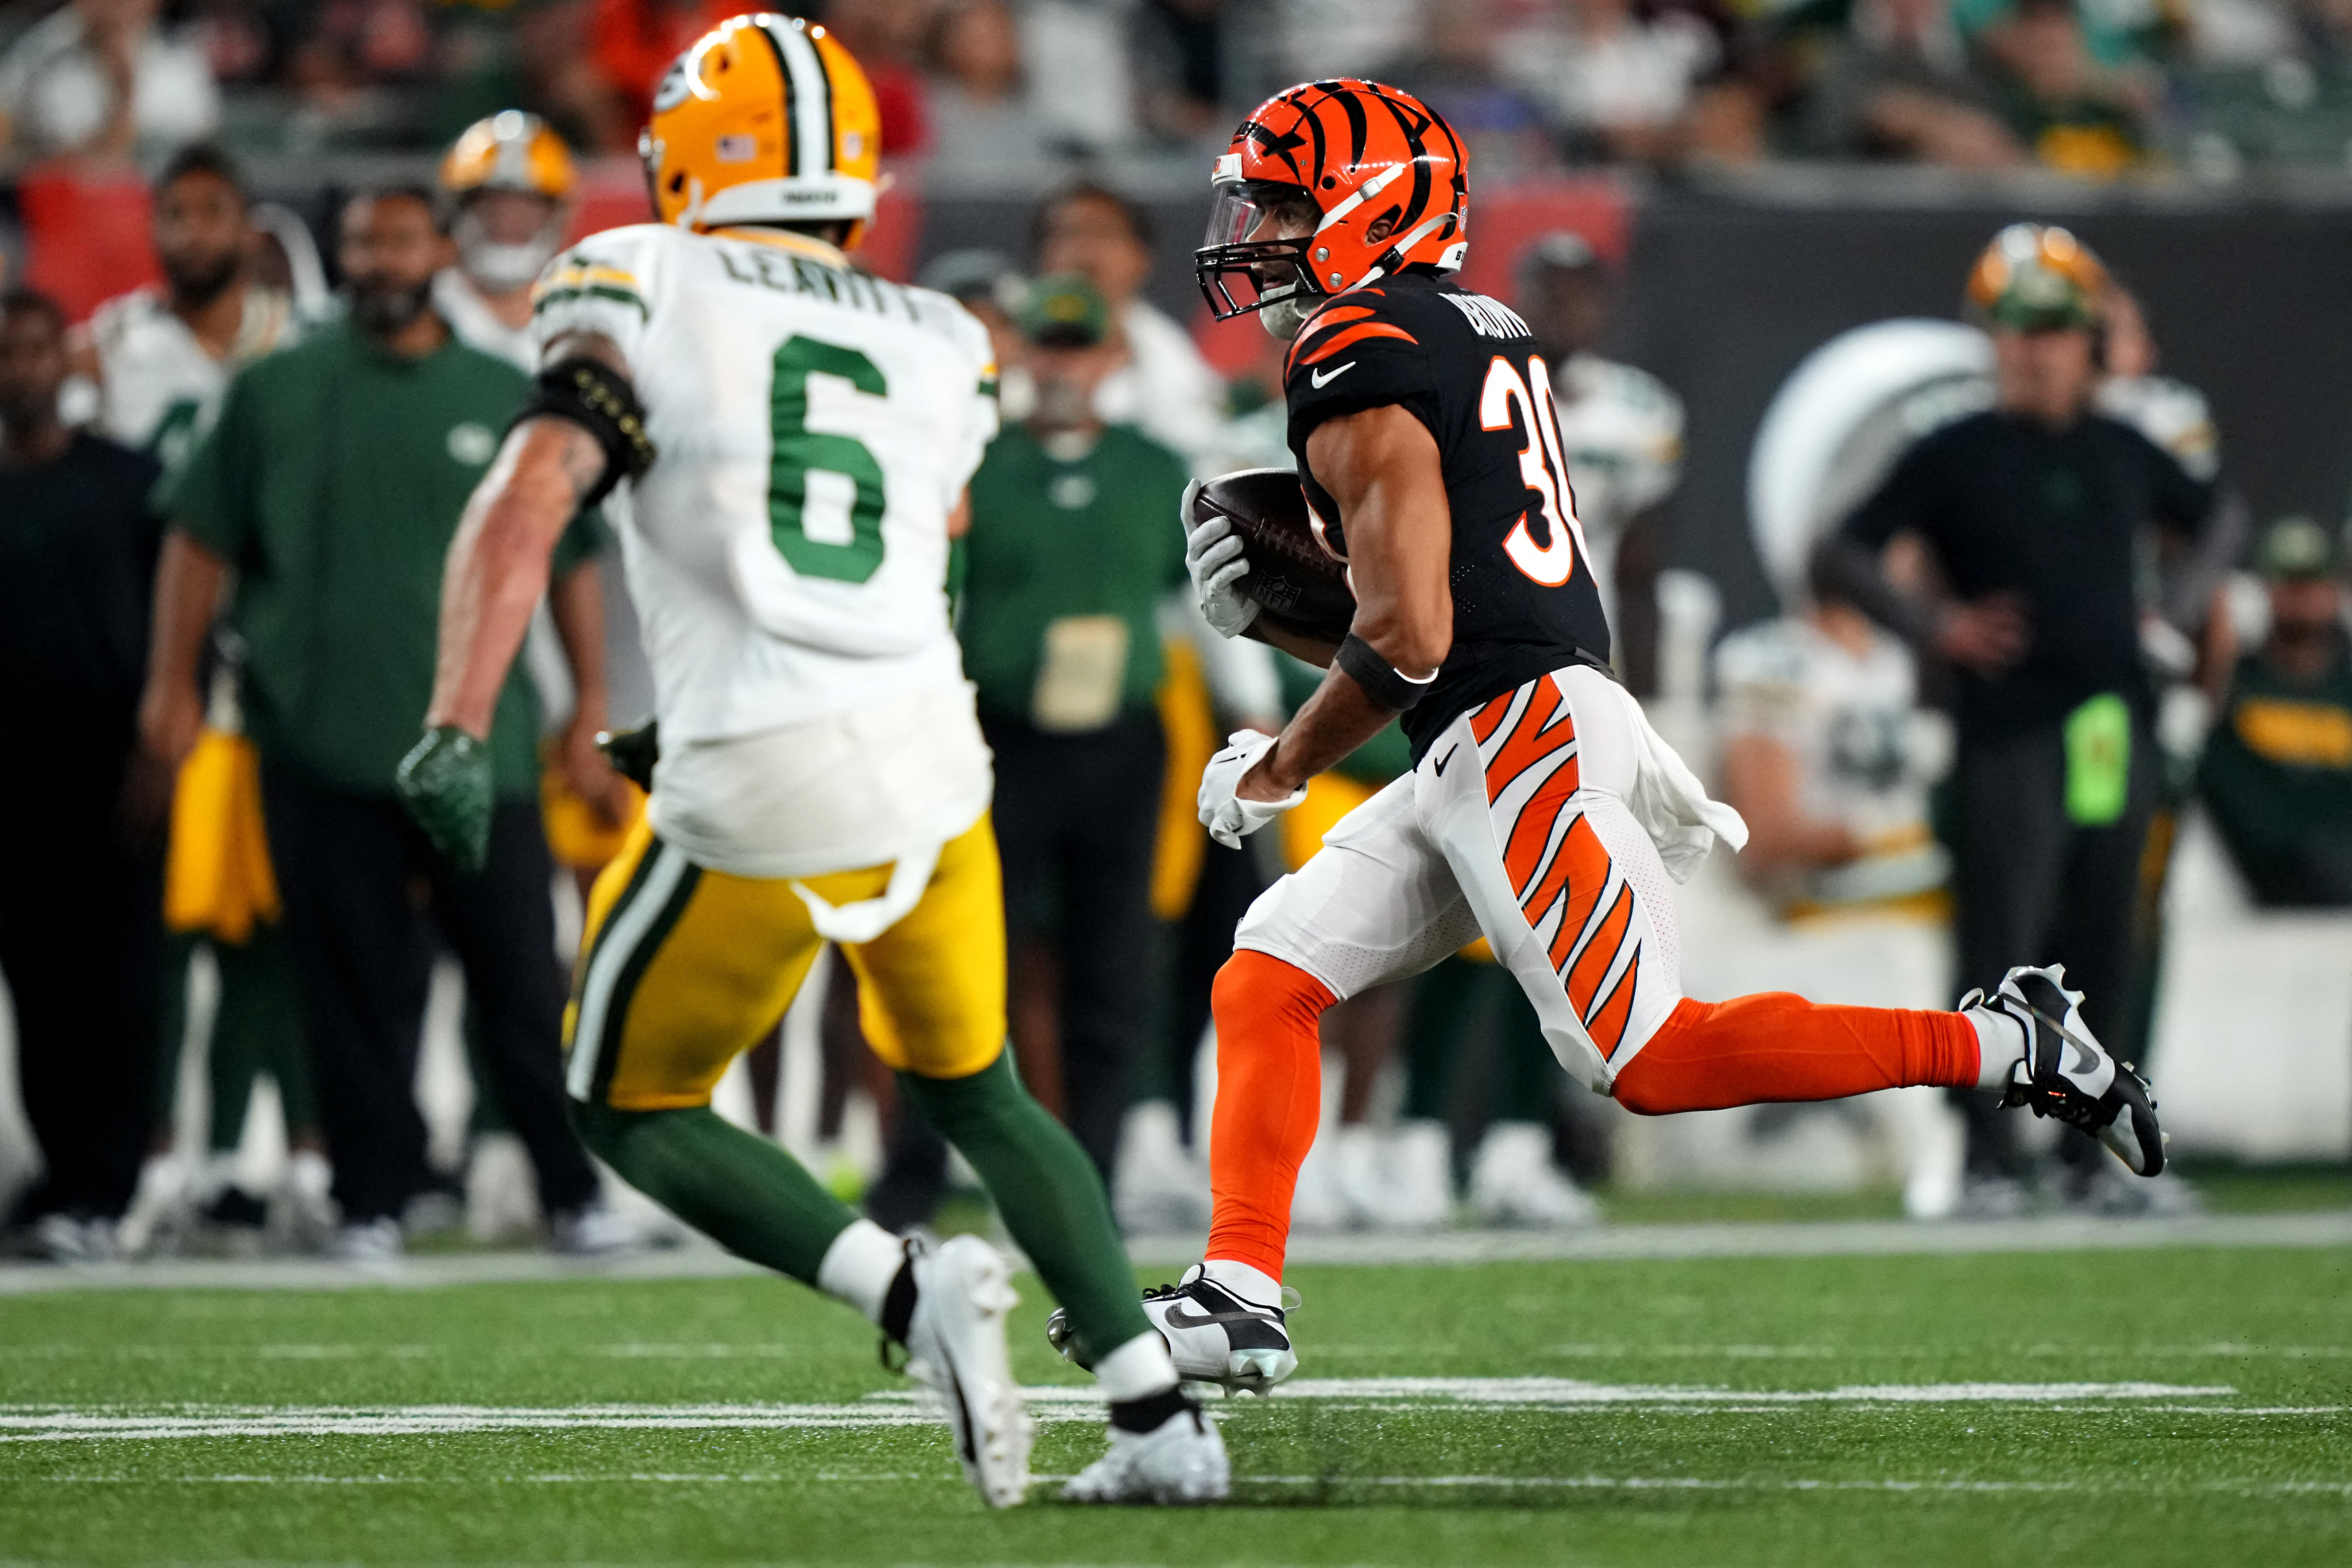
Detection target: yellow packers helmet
<box><xmin>1965</xmin><ymin>223</ymin><xmax>2108</xmax><ymax>332</ymax></box>
<box><xmin>638</xmin><ymin>13</ymin><xmax>882</xmax><ymax>246</ymax></box>
<box><xmin>441</xmin><ymin>110</ymin><xmax>576</xmax><ymax>202</ymax></box>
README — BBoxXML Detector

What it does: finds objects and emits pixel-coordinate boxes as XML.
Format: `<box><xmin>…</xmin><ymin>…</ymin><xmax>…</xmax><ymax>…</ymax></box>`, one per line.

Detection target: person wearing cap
<box><xmin>1816</xmin><ymin>223</ymin><xmax>2221</xmax><ymax>1212</ymax></box>
<box><xmin>2199</xmin><ymin>519</ymin><xmax>2352</xmax><ymax>906</ymax></box>
<box><xmin>1033</xmin><ymin>182</ymin><xmax>1227</xmax><ymax>469</ymax></box>
<box><xmin>954</xmin><ymin>272</ymin><xmax>1192</xmax><ymax>1189</ymax></box>
<box><xmin>435</xmin><ymin>111</ymin><xmax>577</xmax><ymax>374</ymax></box>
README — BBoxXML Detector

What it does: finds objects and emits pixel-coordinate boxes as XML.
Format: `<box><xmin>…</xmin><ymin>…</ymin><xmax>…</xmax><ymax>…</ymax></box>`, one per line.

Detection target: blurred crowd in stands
<box><xmin>12</xmin><ymin>0</ymin><xmax>2352</xmax><ymax>181</ymax></box>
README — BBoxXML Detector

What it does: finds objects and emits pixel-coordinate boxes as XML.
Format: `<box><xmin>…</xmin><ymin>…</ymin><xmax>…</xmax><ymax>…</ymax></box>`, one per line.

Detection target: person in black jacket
<box><xmin>1816</xmin><ymin>226</ymin><xmax>2226</xmax><ymax>1212</ymax></box>
<box><xmin>0</xmin><ymin>287</ymin><xmax>169</xmax><ymax>1260</ymax></box>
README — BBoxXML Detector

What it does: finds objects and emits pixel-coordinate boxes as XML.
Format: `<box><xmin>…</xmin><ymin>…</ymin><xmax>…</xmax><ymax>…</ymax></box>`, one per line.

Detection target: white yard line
<box><xmin>20</xmin><ymin>1472</ymin><xmax>2352</xmax><ymax>1498</ymax></box>
<box><xmin>1</xmin><ymin>1211</ymin><xmax>2347</xmax><ymax>1295</ymax></box>
<box><xmin>0</xmin><ymin>1378</ymin><xmax>2299</xmax><ymax>1445</ymax></box>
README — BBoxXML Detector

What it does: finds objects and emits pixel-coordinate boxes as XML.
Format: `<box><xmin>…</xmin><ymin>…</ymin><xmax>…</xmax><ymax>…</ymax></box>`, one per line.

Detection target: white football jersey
<box><xmin>531</xmin><ymin>224</ymin><xmax>998</xmax><ymax>885</ymax></box>
<box><xmin>86</xmin><ymin>283</ymin><xmax>298</xmax><ymax>468</ymax></box>
<box><xmin>1550</xmin><ymin>351</ymin><xmax>1683</xmax><ymax>625</ymax></box>
<box><xmin>1714</xmin><ymin>615</ymin><xmax>1948</xmax><ymax>911</ymax></box>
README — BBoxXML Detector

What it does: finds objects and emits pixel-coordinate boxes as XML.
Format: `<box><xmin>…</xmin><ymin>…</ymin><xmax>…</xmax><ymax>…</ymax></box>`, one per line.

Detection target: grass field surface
<box><xmin>2</xmin><ymin>1232</ymin><xmax>2347</xmax><ymax>1566</ymax></box>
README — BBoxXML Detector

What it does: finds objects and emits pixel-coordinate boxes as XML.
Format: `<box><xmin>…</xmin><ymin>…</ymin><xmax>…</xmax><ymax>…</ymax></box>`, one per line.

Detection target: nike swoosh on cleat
<box><xmin>2022</xmin><ymin>999</ymin><xmax>2104</xmax><ymax>1077</ymax></box>
<box><xmin>1161</xmin><ymin>1302</ymin><xmax>1280</xmax><ymax>1332</ymax></box>
<box><xmin>1309</xmin><ymin>361</ymin><xmax>1358</xmax><ymax>389</ymax></box>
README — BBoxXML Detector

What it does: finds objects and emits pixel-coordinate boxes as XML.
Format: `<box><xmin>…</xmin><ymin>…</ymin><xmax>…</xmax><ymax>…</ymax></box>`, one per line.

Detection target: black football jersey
<box><xmin>1284</xmin><ymin>272</ymin><xmax>1613</xmax><ymax>760</ymax></box>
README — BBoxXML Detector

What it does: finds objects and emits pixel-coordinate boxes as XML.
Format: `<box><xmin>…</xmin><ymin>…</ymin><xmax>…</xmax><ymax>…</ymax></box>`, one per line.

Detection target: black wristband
<box><xmin>515</xmin><ymin>356</ymin><xmax>658</xmax><ymax>507</ymax></box>
<box><xmin>1335</xmin><ymin>633</ymin><xmax>1435</xmax><ymax>712</ymax></box>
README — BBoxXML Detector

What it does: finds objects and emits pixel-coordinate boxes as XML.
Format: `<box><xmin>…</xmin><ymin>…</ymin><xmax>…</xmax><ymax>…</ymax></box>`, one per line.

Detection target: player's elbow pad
<box><xmin>516</xmin><ymin>357</ymin><xmax>658</xmax><ymax>507</ymax></box>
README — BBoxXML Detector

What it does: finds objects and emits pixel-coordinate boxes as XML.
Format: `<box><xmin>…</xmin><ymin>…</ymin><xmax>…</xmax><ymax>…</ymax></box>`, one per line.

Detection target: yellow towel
<box><xmin>162</xmin><ymin>728</ymin><xmax>280</xmax><ymax>943</ymax></box>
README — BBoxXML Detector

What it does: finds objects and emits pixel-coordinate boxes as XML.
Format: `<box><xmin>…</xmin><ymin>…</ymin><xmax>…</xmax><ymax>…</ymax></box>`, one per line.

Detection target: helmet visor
<box><xmin>1195</xmin><ymin>179</ymin><xmax>1320</xmax><ymax>321</ymax></box>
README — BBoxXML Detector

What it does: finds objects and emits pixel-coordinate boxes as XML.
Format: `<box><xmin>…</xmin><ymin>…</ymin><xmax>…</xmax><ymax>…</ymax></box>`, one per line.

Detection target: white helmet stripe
<box><xmin>762</xmin><ymin>16</ymin><xmax>836</xmax><ymax>179</ymax></box>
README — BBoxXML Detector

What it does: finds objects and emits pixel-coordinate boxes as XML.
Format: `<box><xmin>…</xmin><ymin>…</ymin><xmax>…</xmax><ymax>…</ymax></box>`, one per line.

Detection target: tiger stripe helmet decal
<box><xmin>638</xmin><ymin>13</ymin><xmax>882</xmax><ymax>246</ymax></box>
<box><xmin>1196</xmin><ymin>78</ymin><xmax>1469</xmax><ymax>324</ymax></box>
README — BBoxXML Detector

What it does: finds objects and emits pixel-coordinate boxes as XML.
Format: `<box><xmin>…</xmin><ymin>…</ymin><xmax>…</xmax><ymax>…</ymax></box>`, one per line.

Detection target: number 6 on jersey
<box><xmin>770</xmin><ymin>335</ymin><xmax>890</xmax><ymax>585</ymax></box>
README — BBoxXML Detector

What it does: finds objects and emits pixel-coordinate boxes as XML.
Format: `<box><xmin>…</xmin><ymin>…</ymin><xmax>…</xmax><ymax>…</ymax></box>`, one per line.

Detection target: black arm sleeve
<box><xmin>514</xmin><ymin>357</ymin><xmax>658</xmax><ymax>508</ymax></box>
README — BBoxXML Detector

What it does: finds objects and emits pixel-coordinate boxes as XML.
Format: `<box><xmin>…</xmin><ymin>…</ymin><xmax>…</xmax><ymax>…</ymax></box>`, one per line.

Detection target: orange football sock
<box><xmin>1203</xmin><ymin>951</ymin><xmax>1335</xmax><ymax>1284</ymax></box>
<box><xmin>1610</xmin><ymin>993</ymin><xmax>1980</xmax><ymax>1115</ymax></box>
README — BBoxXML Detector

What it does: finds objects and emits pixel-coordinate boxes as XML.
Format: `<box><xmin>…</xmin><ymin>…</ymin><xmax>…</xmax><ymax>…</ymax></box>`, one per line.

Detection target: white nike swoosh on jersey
<box><xmin>1309</xmin><ymin>361</ymin><xmax>1358</xmax><ymax>389</ymax></box>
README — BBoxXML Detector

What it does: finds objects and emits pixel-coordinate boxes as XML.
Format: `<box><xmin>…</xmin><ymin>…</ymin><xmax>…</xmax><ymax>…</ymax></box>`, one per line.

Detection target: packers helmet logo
<box><xmin>639</xmin><ymin>14</ymin><xmax>882</xmax><ymax>244</ymax></box>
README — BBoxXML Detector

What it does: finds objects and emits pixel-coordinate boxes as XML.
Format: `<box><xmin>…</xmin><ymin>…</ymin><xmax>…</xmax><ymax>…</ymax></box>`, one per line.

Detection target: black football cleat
<box><xmin>1048</xmin><ymin>1265</ymin><xmax>1299</xmax><ymax>1396</ymax></box>
<box><xmin>1963</xmin><ymin>964</ymin><xmax>2167</xmax><ymax>1177</ymax></box>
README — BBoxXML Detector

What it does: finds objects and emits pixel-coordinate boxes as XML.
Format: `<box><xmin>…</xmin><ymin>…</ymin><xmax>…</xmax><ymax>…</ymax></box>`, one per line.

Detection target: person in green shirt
<box><xmin>956</xmin><ymin>273</ymin><xmax>1192</xmax><ymax>1186</ymax></box>
<box><xmin>135</xmin><ymin>186</ymin><xmax>626</xmax><ymax>1260</ymax></box>
<box><xmin>2200</xmin><ymin>518</ymin><xmax>2352</xmax><ymax>906</ymax></box>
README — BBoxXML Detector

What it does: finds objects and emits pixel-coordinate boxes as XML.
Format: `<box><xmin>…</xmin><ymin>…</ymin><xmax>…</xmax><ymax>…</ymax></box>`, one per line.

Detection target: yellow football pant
<box><xmin>563</xmin><ymin>812</ymin><xmax>1008</xmax><ymax>1110</ymax></box>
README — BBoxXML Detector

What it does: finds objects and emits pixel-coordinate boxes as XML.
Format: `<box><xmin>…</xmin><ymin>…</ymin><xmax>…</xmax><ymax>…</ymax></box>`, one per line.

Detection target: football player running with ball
<box><xmin>396</xmin><ymin>15</ymin><xmax>1223</xmax><ymax>1507</ymax></box>
<box><xmin>1064</xmin><ymin>80</ymin><xmax>2173</xmax><ymax>1395</ymax></box>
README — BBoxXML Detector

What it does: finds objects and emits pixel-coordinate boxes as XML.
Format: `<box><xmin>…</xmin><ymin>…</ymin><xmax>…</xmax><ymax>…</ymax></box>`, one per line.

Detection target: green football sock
<box><xmin>569</xmin><ymin>1100</ymin><xmax>856</xmax><ymax>1284</ymax></box>
<box><xmin>897</xmin><ymin>1051</ymin><xmax>1151</xmax><ymax>1366</ymax></box>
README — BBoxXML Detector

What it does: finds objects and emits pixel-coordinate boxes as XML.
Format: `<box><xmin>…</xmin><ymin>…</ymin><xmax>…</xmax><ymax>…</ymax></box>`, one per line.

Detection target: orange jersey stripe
<box><xmin>1524</xmin><ymin>810</ymin><xmax>1608</xmax><ymax>955</ymax></box>
<box><xmin>1482</xmin><ymin>680</ymin><xmax>1574</xmax><ymax>805</ymax></box>
<box><xmin>1300</xmin><ymin>320</ymin><xmax>1416</xmax><ymax>366</ymax></box>
<box><xmin>1584</xmin><ymin>944</ymin><xmax>1640</xmax><ymax>1055</ymax></box>
<box><xmin>1284</xmin><ymin>304</ymin><xmax>1377</xmax><ymax>375</ymax></box>
<box><xmin>1564</xmin><ymin>883</ymin><xmax>1634</xmax><ymax>1015</ymax></box>
<box><xmin>1470</xmin><ymin>689</ymin><xmax>1518</xmax><ymax>745</ymax></box>
<box><xmin>1500</xmin><ymin>752</ymin><xmax>1582</xmax><ymax>898</ymax></box>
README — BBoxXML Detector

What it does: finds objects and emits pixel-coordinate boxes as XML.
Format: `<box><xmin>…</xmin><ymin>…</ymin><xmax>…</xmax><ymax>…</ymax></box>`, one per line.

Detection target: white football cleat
<box><xmin>1466</xmin><ymin>1122</ymin><xmax>1599</xmax><ymax>1229</ymax></box>
<box><xmin>904</xmin><ymin>1234</ymin><xmax>1032</xmax><ymax>1508</ymax></box>
<box><xmin>1063</xmin><ymin>1399</ymin><xmax>1231</xmax><ymax>1505</ymax></box>
<box><xmin>1964</xmin><ymin>964</ymin><xmax>2167</xmax><ymax>1177</ymax></box>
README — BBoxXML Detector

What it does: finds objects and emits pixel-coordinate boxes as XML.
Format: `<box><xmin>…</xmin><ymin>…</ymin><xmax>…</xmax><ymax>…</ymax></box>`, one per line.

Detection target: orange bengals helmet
<box><xmin>1196</xmin><ymin>80</ymin><xmax>1469</xmax><ymax>334</ymax></box>
<box><xmin>639</xmin><ymin>14</ymin><xmax>882</xmax><ymax>246</ymax></box>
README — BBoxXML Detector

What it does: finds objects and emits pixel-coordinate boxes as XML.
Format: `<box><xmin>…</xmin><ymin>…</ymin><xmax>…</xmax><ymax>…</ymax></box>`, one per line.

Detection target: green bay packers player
<box><xmin>395</xmin><ymin>15</ymin><xmax>1224</xmax><ymax>1508</ymax></box>
<box><xmin>435</xmin><ymin>112</ymin><xmax>578</xmax><ymax>374</ymax></box>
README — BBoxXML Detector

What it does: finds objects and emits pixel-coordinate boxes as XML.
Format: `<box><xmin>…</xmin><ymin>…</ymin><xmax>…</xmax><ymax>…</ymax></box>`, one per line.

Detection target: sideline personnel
<box><xmin>136</xmin><ymin>187</ymin><xmax>620</xmax><ymax>1261</ymax></box>
<box><xmin>0</xmin><ymin>287</ymin><xmax>166</xmax><ymax>1262</ymax></box>
<box><xmin>1817</xmin><ymin>224</ymin><xmax>2224</xmax><ymax>1205</ymax></box>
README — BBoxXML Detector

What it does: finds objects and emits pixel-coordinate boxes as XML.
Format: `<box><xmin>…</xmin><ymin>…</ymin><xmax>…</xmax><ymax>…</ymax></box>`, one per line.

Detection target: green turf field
<box><xmin>1</xmin><ymin>1241</ymin><xmax>2346</xmax><ymax>1567</ymax></box>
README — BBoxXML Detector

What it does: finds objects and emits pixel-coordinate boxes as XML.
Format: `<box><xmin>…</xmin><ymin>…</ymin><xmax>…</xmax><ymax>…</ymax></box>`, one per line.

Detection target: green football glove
<box><xmin>396</xmin><ymin>725</ymin><xmax>494</xmax><ymax>873</ymax></box>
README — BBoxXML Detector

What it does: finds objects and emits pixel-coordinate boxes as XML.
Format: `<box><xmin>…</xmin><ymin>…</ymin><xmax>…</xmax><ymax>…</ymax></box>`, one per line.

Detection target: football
<box><xmin>1188</xmin><ymin>467</ymin><xmax>1358</xmax><ymax>643</ymax></box>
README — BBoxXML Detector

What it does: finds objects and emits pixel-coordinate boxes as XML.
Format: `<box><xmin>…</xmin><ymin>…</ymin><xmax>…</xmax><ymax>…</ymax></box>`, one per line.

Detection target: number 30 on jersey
<box><xmin>1481</xmin><ymin>354</ymin><xmax>1588</xmax><ymax>588</ymax></box>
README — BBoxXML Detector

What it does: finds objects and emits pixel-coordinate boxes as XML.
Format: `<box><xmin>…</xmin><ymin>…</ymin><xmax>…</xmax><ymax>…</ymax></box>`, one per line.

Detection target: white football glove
<box><xmin>1182</xmin><ymin>490</ymin><xmax>1260</xmax><ymax>639</ymax></box>
<box><xmin>1198</xmin><ymin>729</ymin><xmax>1306</xmax><ymax>850</ymax></box>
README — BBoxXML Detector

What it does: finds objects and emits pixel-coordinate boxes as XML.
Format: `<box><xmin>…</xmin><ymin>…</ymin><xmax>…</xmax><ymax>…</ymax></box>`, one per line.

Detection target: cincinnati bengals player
<box><xmin>1052</xmin><ymin>80</ymin><xmax>2172</xmax><ymax>1395</ymax></box>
